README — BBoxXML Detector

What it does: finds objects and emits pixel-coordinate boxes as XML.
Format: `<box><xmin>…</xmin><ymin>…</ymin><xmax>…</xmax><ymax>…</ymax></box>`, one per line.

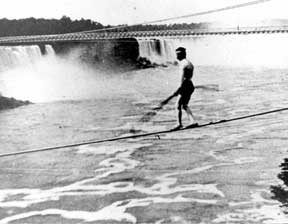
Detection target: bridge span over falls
<box><xmin>1</xmin><ymin>25</ymin><xmax>288</xmax><ymax>68</ymax></box>
<box><xmin>1</xmin><ymin>26</ymin><xmax>288</xmax><ymax>45</ymax></box>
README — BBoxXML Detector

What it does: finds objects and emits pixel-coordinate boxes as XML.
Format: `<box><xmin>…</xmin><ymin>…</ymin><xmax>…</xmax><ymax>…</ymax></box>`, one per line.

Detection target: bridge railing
<box><xmin>0</xmin><ymin>26</ymin><xmax>288</xmax><ymax>44</ymax></box>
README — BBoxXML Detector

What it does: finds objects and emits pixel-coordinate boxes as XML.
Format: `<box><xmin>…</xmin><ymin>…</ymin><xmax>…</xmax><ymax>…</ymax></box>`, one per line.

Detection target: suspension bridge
<box><xmin>0</xmin><ymin>26</ymin><xmax>288</xmax><ymax>45</ymax></box>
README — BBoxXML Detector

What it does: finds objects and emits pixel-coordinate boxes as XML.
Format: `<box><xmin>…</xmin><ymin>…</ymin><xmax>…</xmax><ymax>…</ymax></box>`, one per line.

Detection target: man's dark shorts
<box><xmin>177</xmin><ymin>80</ymin><xmax>195</xmax><ymax>110</ymax></box>
<box><xmin>176</xmin><ymin>79</ymin><xmax>195</xmax><ymax>110</ymax></box>
<box><xmin>177</xmin><ymin>95</ymin><xmax>191</xmax><ymax>110</ymax></box>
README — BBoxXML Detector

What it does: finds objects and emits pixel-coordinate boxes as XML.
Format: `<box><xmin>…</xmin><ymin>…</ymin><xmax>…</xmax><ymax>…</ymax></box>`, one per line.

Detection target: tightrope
<box><xmin>0</xmin><ymin>107</ymin><xmax>287</xmax><ymax>159</ymax></box>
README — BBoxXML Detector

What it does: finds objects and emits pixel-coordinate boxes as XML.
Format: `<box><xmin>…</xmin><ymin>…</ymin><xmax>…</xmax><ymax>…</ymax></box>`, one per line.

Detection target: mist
<box><xmin>0</xmin><ymin>46</ymin><xmax>135</xmax><ymax>103</ymax></box>
<box><xmin>2</xmin><ymin>33</ymin><xmax>288</xmax><ymax>103</ymax></box>
<box><xmin>138</xmin><ymin>33</ymin><xmax>288</xmax><ymax>68</ymax></box>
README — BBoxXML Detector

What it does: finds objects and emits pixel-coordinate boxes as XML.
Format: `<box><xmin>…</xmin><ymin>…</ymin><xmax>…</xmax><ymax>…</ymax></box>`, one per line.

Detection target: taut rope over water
<box><xmin>0</xmin><ymin>107</ymin><xmax>287</xmax><ymax>158</ymax></box>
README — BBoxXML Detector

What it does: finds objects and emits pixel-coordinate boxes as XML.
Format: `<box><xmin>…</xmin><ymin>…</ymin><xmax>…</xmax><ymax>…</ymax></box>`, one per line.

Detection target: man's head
<box><xmin>176</xmin><ymin>47</ymin><xmax>186</xmax><ymax>60</ymax></box>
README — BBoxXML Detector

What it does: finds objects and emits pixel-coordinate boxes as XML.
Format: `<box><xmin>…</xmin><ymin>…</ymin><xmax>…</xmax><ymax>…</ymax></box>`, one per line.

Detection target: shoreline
<box><xmin>0</xmin><ymin>96</ymin><xmax>31</xmax><ymax>111</ymax></box>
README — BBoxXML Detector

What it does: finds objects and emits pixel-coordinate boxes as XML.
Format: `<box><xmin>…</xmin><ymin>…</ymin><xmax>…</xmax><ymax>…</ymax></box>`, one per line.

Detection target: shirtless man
<box><xmin>160</xmin><ymin>47</ymin><xmax>198</xmax><ymax>130</ymax></box>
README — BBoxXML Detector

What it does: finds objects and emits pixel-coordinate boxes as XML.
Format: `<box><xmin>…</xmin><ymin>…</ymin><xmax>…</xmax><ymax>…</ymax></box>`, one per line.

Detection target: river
<box><xmin>0</xmin><ymin>34</ymin><xmax>288</xmax><ymax>223</ymax></box>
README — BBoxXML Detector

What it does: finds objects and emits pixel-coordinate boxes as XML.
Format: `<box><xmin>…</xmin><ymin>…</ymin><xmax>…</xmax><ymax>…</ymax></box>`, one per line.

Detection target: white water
<box><xmin>0</xmin><ymin>45</ymin><xmax>136</xmax><ymax>102</ymax></box>
<box><xmin>137</xmin><ymin>33</ymin><xmax>288</xmax><ymax>67</ymax></box>
<box><xmin>0</xmin><ymin>45</ymin><xmax>52</xmax><ymax>99</ymax></box>
<box><xmin>2</xmin><ymin>34</ymin><xmax>288</xmax><ymax>103</ymax></box>
<box><xmin>0</xmin><ymin>45</ymin><xmax>42</xmax><ymax>73</ymax></box>
<box><xmin>137</xmin><ymin>38</ymin><xmax>176</xmax><ymax>64</ymax></box>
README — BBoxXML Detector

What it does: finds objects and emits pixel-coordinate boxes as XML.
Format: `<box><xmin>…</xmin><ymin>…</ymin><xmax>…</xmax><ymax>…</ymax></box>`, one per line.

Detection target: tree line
<box><xmin>0</xmin><ymin>16</ymin><xmax>208</xmax><ymax>37</ymax></box>
<box><xmin>0</xmin><ymin>16</ymin><xmax>103</xmax><ymax>36</ymax></box>
<box><xmin>111</xmin><ymin>23</ymin><xmax>208</xmax><ymax>32</ymax></box>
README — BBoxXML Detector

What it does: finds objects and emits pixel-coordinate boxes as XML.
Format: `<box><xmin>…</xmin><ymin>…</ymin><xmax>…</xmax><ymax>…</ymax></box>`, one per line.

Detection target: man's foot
<box><xmin>170</xmin><ymin>124</ymin><xmax>183</xmax><ymax>131</ymax></box>
<box><xmin>185</xmin><ymin>123</ymin><xmax>199</xmax><ymax>128</ymax></box>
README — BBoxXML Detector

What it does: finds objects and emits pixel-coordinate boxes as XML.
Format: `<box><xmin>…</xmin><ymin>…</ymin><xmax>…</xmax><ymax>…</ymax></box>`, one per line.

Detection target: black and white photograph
<box><xmin>0</xmin><ymin>0</ymin><xmax>288</xmax><ymax>223</ymax></box>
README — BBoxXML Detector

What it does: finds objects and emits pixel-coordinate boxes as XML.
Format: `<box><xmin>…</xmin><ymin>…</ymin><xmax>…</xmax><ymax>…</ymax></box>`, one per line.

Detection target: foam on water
<box><xmin>0</xmin><ymin>194</ymin><xmax>216</xmax><ymax>224</ymax></box>
<box><xmin>213</xmin><ymin>205</ymin><xmax>288</xmax><ymax>224</ymax></box>
<box><xmin>213</xmin><ymin>190</ymin><xmax>286</xmax><ymax>224</ymax></box>
<box><xmin>229</xmin><ymin>190</ymin><xmax>275</xmax><ymax>207</ymax></box>
<box><xmin>1</xmin><ymin>36</ymin><xmax>288</xmax><ymax>223</ymax></box>
<box><xmin>156</xmin><ymin>216</ymin><xmax>190</xmax><ymax>224</ymax></box>
<box><xmin>0</xmin><ymin>114</ymin><xmax>265</xmax><ymax>223</ymax></box>
<box><xmin>77</xmin><ymin>143</ymin><xmax>147</xmax><ymax>155</ymax></box>
<box><xmin>214</xmin><ymin>203</ymin><xmax>285</xmax><ymax>224</ymax></box>
<box><xmin>215</xmin><ymin>125</ymin><xmax>267</xmax><ymax>144</ymax></box>
<box><xmin>233</xmin><ymin>157</ymin><xmax>262</xmax><ymax>164</ymax></box>
<box><xmin>0</xmin><ymin>141</ymin><xmax>224</xmax><ymax>223</ymax></box>
<box><xmin>209</xmin><ymin>150</ymin><xmax>261</xmax><ymax>166</ymax></box>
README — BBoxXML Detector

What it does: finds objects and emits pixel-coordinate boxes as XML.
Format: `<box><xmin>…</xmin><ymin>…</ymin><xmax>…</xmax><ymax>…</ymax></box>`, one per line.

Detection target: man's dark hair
<box><xmin>175</xmin><ymin>47</ymin><xmax>186</xmax><ymax>54</ymax></box>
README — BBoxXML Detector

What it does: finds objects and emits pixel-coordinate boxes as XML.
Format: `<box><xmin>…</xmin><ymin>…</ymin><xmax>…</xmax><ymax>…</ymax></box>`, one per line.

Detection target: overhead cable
<box><xmin>82</xmin><ymin>0</ymin><xmax>273</xmax><ymax>33</ymax></box>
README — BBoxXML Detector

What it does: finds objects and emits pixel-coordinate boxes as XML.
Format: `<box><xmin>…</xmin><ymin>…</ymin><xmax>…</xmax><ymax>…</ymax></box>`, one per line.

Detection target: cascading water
<box><xmin>0</xmin><ymin>45</ymin><xmax>56</xmax><ymax>100</ymax></box>
<box><xmin>0</xmin><ymin>45</ymin><xmax>49</xmax><ymax>97</ymax></box>
<box><xmin>0</xmin><ymin>45</ymin><xmax>43</xmax><ymax>73</ymax></box>
<box><xmin>2</xmin><ymin>34</ymin><xmax>288</xmax><ymax>103</ymax></box>
<box><xmin>137</xmin><ymin>38</ymin><xmax>177</xmax><ymax>65</ymax></box>
<box><xmin>45</xmin><ymin>45</ymin><xmax>56</xmax><ymax>56</ymax></box>
<box><xmin>0</xmin><ymin>44</ymin><xmax>144</xmax><ymax>103</ymax></box>
<box><xmin>136</xmin><ymin>34</ymin><xmax>288</xmax><ymax>68</ymax></box>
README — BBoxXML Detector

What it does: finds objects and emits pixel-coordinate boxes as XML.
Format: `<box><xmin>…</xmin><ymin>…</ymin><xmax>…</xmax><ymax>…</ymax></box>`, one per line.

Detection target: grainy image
<box><xmin>0</xmin><ymin>0</ymin><xmax>288</xmax><ymax>223</ymax></box>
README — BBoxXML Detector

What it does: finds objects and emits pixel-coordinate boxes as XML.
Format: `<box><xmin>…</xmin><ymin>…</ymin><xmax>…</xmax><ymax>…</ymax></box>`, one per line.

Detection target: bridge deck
<box><xmin>0</xmin><ymin>26</ymin><xmax>288</xmax><ymax>45</ymax></box>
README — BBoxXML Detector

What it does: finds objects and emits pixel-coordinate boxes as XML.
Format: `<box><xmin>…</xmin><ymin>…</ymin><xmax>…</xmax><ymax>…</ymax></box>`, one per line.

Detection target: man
<box><xmin>160</xmin><ymin>47</ymin><xmax>198</xmax><ymax>130</ymax></box>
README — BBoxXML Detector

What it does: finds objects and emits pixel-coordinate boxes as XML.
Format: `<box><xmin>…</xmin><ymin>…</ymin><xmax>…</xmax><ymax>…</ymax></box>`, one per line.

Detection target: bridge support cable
<box><xmin>0</xmin><ymin>0</ymin><xmax>275</xmax><ymax>43</ymax></box>
<box><xmin>82</xmin><ymin>0</ymin><xmax>273</xmax><ymax>33</ymax></box>
<box><xmin>0</xmin><ymin>106</ymin><xmax>287</xmax><ymax>159</ymax></box>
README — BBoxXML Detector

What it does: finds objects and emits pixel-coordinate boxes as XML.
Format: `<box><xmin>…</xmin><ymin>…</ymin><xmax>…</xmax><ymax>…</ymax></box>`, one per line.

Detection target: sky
<box><xmin>0</xmin><ymin>0</ymin><xmax>287</xmax><ymax>26</ymax></box>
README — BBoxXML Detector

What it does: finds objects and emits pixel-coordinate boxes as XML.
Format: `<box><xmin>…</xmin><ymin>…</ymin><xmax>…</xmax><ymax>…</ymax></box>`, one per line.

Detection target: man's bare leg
<box><xmin>184</xmin><ymin>106</ymin><xmax>197</xmax><ymax>125</ymax></box>
<box><xmin>178</xmin><ymin>108</ymin><xmax>183</xmax><ymax>127</ymax></box>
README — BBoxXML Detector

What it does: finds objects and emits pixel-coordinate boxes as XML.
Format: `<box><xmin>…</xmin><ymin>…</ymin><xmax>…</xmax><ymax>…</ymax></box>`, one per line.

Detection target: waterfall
<box><xmin>45</xmin><ymin>45</ymin><xmax>56</xmax><ymax>56</ymax></box>
<box><xmin>137</xmin><ymin>38</ymin><xmax>176</xmax><ymax>65</ymax></box>
<box><xmin>0</xmin><ymin>45</ymin><xmax>56</xmax><ymax>99</ymax></box>
<box><xmin>0</xmin><ymin>45</ymin><xmax>55</xmax><ymax>72</ymax></box>
<box><xmin>136</xmin><ymin>34</ymin><xmax>288</xmax><ymax>68</ymax></box>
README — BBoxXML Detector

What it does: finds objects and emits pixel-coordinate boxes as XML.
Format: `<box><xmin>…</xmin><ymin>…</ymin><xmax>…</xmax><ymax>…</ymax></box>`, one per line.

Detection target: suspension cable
<box><xmin>0</xmin><ymin>0</ymin><xmax>274</xmax><ymax>39</ymax></box>
<box><xmin>0</xmin><ymin>106</ymin><xmax>287</xmax><ymax>159</ymax></box>
<box><xmin>80</xmin><ymin>0</ymin><xmax>273</xmax><ymax>33</ymax></box>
